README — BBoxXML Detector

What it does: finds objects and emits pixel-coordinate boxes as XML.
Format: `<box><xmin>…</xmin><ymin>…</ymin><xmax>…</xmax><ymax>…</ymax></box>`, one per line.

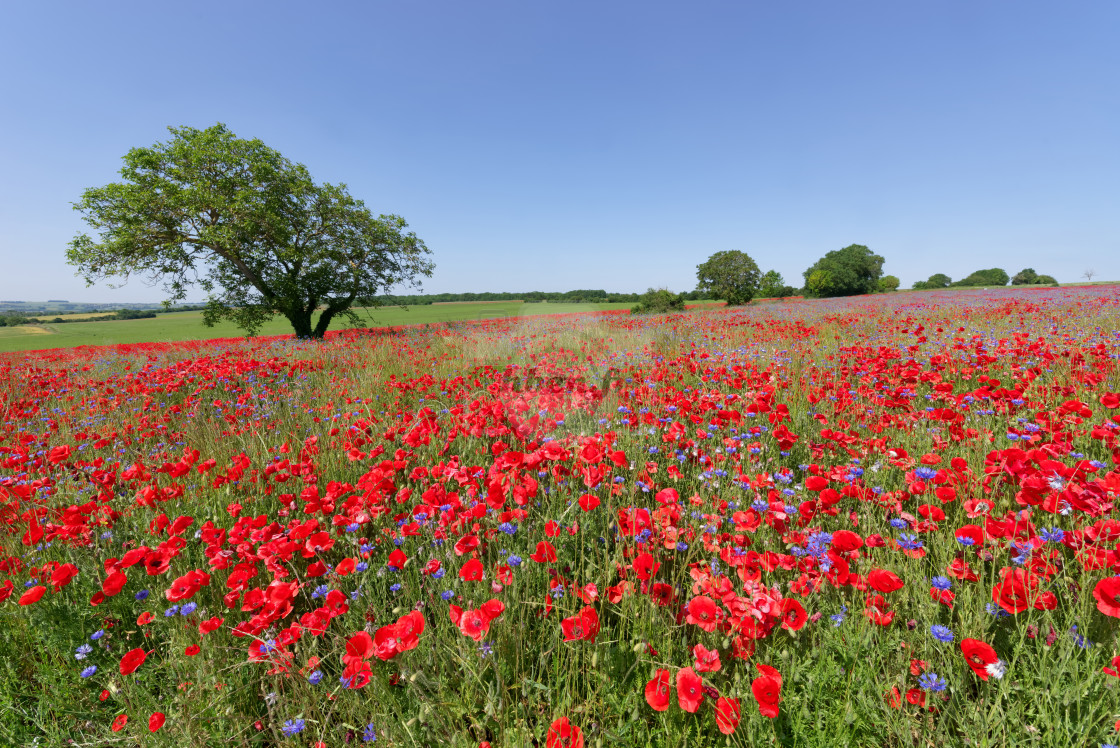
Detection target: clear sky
<box><xmin>1</xmin><ymin>1</ymin><xmax>1117</xmax><ymax>302</ymax></box>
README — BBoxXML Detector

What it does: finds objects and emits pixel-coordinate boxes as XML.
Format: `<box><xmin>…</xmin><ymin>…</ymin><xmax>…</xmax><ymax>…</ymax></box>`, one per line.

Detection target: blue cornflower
<box><xmin>180</xmin><ymin>602</ymin><xmax>197</xmax><ymax>615</ymax></box>
<box><xmin>507</xmin><ymin>555</ymin><xmax>522</xmax><ymax>567</ymax></box>
<box><xmin>282</xmin><ymin>719</ymin><xmax>305</xmax><ymax>736</ymax></box>
<box><xmin>897</xmin><ymin>534</ymin><xmax>924</xmax><ymax>551</ymax></box>
<box><xmin>432</xmin><ymin>568</ymin><xmax>446</xmax><ymax>579</ymax></box>
<box><xmin>80</xmin><ymin>665</ymin><xmax>97</xmax><ymax>678</ymax></box>
<box><xmin>390</xmin><ymin>583</ymin><xmax>402</xmax><ymax>593</ymax></box>
<box><xmin>931</xmin><ymin>576</ymin><xmax>952</xmax><ymax>591</ymax></box>
<box><xmin>956</xmin><ymin>535</ymin><xmax>976</xmax><ymax>547</ymax></box>
<box><xmin>1040</xmin><ymin>527</ymin><xmax>1065</xmax><ymax>543</ymax></box>
<box><xmin>441</xmin><ymin>590</ymin><xmax>455</xmax><ymax>601</ymax></box>
<box><xmin>75</xmin><ymin>644</ymin><xmax>93</xmax><ymax>660</ymax></box>
<box><xmin>91</xmin><ymin>629</ymin><xmax>105</xmax><ymax>641</ymax></box>
<box><xmin>498</xmin><ymin>522</ymin><xmax>517</xmax><ymax>535</ymax></box>
<box><xmin>889</xmin><ymin>518</ymin><xmax>909</xmax><ymax>529</ymax></box>
<box><xmin>363</xmin><ymin>723</ymin><xmax>377</xmax><ymax>742</ymax></box>
<box><xmin>308</xmin><ymin>670</ymin><xmax>323</xmax><ymax>685</ymax></box>
<box><xmin>135</xmin><ymin>589</ymin><xmax>150</xmax><ymax>601</ymax></box>
<box><xmin>751</xmin><ymin>499</ymin><xmax>769</xmax><ymax>512</ymax></box>
<box><xmin>164</xmin><ymin>605</ymin><xmax>180</xmax><ymax>617</ymax></box>
<box><xmin>355</xmin><ymin>562</ymin><xmax>369</xmax><ymax>573</ymax></box>
<box><xmin>676</xmin><ymin>541</ymin><xmax>689</xmax><ymax>552</ymax></box>
<box><xmin>914</xmin><ymin>467</ymin><xmax>938</xmax><ymax>481</ymax></box>
<box><xmin>930</xmin><ymin>625</ymin><xmax>954</xmax><ymax>643</ymax></box>
<box><xmin>918</xmin><ymin>673</ymin><xmax>947</xmax><ymax>692</ymax></box>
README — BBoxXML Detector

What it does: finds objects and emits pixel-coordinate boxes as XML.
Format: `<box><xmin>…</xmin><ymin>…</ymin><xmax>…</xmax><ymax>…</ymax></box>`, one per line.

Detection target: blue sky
<box><xmin>1</xmin><ymin>1</ymin><xmax>1117</xmax><ymax>302</ymax></box>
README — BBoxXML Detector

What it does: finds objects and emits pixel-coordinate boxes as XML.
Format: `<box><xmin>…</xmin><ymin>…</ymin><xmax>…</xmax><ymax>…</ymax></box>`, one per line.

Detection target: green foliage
<box><xmin>67</xmin><ymin>123</ymin><xmax>434</xmax><ymax>339</ymax></box>
<box><xmin>913</xmin><ymin>273</ymin><xmax>952</xmax><ymax>290</ymax></box>
<box><xmin>801</xmin><ymin>244</ymin><xmax>885</xmax><ymax>298</ymax></box>
<box><xmin>952</xmin><ymin>268</ymin><xmax>1009</xmax><ymax>287</ymax></box>
<box><xmin>877</xmin><ymin>275</ymin><xmax>900</xmax><ymax>292</ymax></box>
<box><xmin>1012</xmin><ymin>268</ymin><xmax>1059</xmax><ymax>286</ymax></box>
<box><xmin>631</xmin><ymin>288</ymin><xmax>685</xmax><ymax>314</ymax></box>
<box><xmin>695</xmin><ymin>250</ymin><xmax>762</xmax><ymax>305</ymax></box>
<box><xmin>756</xmin><ymin>271</ymin><xmax>797</xmax><ymax>299</ymax></box>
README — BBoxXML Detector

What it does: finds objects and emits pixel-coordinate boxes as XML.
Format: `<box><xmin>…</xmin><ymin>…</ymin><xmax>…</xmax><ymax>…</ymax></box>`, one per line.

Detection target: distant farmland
<box><xmin>0</xmin><ymin>301</ymin><xmax>641</xmax><ymax>354</ymax></box>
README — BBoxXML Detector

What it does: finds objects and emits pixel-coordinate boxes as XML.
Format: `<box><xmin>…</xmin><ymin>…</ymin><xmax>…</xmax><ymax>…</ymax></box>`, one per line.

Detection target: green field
<box><xmin>0</xmin><ymin>301</ymin><xmax>650</xmax><ymax>353</ymax></box>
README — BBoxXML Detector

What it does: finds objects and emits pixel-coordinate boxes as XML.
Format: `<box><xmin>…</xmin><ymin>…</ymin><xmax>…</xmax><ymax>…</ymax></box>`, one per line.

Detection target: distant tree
<box><xmin>802</xmin><ymin>244</ymin><xmax>885</xmax><ymax>298</ymax></box>
<box><xmin>757</xmin><ymin>270</ymin><xmax>786</xmax><ymax>298</ymax></box>
<box><xmin>631</xmin><ymin>288</ymin><xmax>685</xmax><ymax>315</ymax></box>
<box><xmin>1036</xmin><ymin>274</ymin><xmax>1058</xmax><ymax>286</ymax></box>
<box><xmin>67</xmin><ymin>123</ymin><xmax>433</xmax><ymax>339</ymax></box>
<box><xmin>1083</xmin><ymin>269</ymin><xmax>1096</xmax><ymax>282</ymax></box>
<box><xmin>953</xmin><ymin>268</ymin><xmax>1009</xmax><ymax>287</ymax></box>
<box><xmin>925</xmin><ymin>273</ymin><xmax>952</xmax><ymax>288</ymax></box>
<box><xmin>1011</xmin><ymin>268</ymin><xmax>1040</xmax><ymax>285</ymax></box>
<box><xmin>696</xmin><ymin>250</ymin><xmax>762</xmax><ymax>305</ymax></box>
<box><xmin>878</xmin><ymin>275</ymin><xmax>900</xmax><ymax>292</ymax></box>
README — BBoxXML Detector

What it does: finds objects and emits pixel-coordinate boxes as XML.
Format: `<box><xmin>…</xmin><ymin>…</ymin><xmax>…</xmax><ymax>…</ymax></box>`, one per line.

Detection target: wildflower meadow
<box><xmin>3</xmin><ymin>286</ymin><xmax>1120</xmax><ymax>747</ymax></box>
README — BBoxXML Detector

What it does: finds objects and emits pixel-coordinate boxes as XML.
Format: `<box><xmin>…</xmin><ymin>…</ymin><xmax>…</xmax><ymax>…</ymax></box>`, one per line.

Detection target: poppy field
<box><xmin>3</xmin><ymin>286</ymin><xmax>1120</xmax><ymax>747</ymax></box>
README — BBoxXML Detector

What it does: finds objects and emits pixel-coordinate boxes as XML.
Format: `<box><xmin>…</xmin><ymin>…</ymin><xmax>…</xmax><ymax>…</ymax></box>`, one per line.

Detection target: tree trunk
<box><xmin>313</xmin><ymin>308</ymin><xmax>336</xmax><ymax>339</ymax></box>
<box><xmin>287</xmin><ymin>310</ymin><xmax>316</xmax><ymax>339</ymax></box>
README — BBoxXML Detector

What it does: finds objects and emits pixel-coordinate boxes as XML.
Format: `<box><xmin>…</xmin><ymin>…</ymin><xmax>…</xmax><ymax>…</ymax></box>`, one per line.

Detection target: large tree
<box><xmin>695</xmin><ymin>250</ymin><xmax>762</xmax><ymax>305</ymax></box>
<box><xmin>802</xmin><ymin>244</ymin><xmax>885</xmax><ymax>297</ymax></box>
<box><xmin>67</xmin><ymin>124</ymin><xmax>433</xmax><ymax>339</ymax></box>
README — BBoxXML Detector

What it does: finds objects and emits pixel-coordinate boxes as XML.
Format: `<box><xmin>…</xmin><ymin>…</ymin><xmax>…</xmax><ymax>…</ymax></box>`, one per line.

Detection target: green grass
<box><xmin>0</xmin><ymin>302</ymin><xmax>642</xmax><ymax>354</ymax></box>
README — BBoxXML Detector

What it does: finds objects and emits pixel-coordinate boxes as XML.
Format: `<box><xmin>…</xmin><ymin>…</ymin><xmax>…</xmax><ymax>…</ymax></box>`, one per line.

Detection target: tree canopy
<box><xmin>1012</xmin><ymin>268</ymin><xmax>1058</xmax><ymax>286</ymax></box>
<box><xmin>952</xmin><ymin>268</ymin><xmax>1009</xmax><ymax>287</ymax></box>
<box><xmin>801</xmin><ymin>244</ymin><xmax>885</xmax><ymax>298</ymax></box>
<box><xmin>912</xmin><ymin>273</ymin><xmax>952</xmax><ymax>290</ymax></box>
<box><xmin>631</xmin><ymin>288</ymin><xmax>685</xmax><ymax>315</ymax></box>
<box><xmin>695</xmin><ymin>250</ymin><xmax>762</xmax><ymax>305</ymax></box>
<box><xmin>67</xmin><ymin>124</ymin><xmax>433</xmax><ymax>339</ymax></box>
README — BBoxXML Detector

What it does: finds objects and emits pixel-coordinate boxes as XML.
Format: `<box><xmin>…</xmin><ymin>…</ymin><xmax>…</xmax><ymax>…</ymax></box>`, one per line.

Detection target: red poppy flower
<box><xmin>577</xmin><ymin>494</ymin><xmax>600</xmax><ymax>512</ymax></box>
<box><xmin>650</xmin><ymin>583</ymin><xmax>675</xmax><ymax>607</ymax></box>
<box><xmin>335</xmin><ymin>558</ymin><xmax>356</xmax><ymax>576</ymax></box>
<box><xmin>1093</xmin><ymin>577</ymin><xmax>1120</xmax><ymax>618</ymax></box>
<box><xmin>387</xmin><ymin>549</ymin><xmax>407</xmax><ymax>569</ymax></box>
<box><xmin>685</xmin><ymin>595</ymin><xmax>722</xmax><ymax>632</ymax></box>
<box><xmin>199</xmin><ymin>616</ymin><xmax>224</xmax><ymax>635</ymax></box>
<box><xmin>49</xmin><ymin>563</ymin><xmax>79</xmax><ymax>592</ymax></box>
<box><xmin>632</xmin><ymin>552</ymin><xmax>660</xmax><ymax>581</ymax></box>
<box><xmin>342</xmin><ymin>658</ymin><xmax>371</xmax><ymax>689</ymax></box>
<box><xmin>676</xmin><ymin>667</ymin><xmax>704</xmax><ymax>713</ymax></box>
<box><xmin>545</xmin><ymin>716</ymin><xmax>584</xmax><ymax>748</ymax></box>
<box><xmin>992</xmin><ymin>567</ymin><xmax>1036</xmax><ymax>614</ymax></box>
<box><xmin>530</xmin><ymin>541</ymin><xmax>557</xmax><ymax>563</ymax></box>
<box><xmin>395</xmin><ymin>610</ymin><xmax>425</xmax><ymax>651</ymax></box>
<box><xmin>830</xmin><ymin>529</ymin><xmax>864</xmax><ymax>552</ymax></box>
<box><xmin>780</xmin><ymin>598</ymin><xmax>807</xmax><ymax>631</ymax></box>
<box><xmin>119</xmin><ymin>647</ymin><xmax>147</xmax><ymax>676</ymax></box>
<box><xmin>714</xmin><ymin>697</ymin><xmax>741</xmax><ymax>734</ymax></box>
<box><xmin>960</xmin><ymin>638</ymin><xmax>999</xmax><ymax>680</ymax></box>
<box><xmin>457</xmin><ymin>610</ymin><xmax>489</xmax><ymax>641</ymax></box>
<box><xmin>459</xmin><ymin>558</ymin><xmax>485</xmax><ymax>581</ymax></box>
<box><xmin>149</xmin><ymin>712</ymin><xmax>166</xmax><ymax>731</ymax></box>
<box><xmin>693</xmin><ymin>643</ymin><xmax>721</xmax><ymax>672</ymax></box>
<box><xmin>644</xmin><ymin>668</ymin><xmax>671</xmax><ymax>711</ymax></box>
<box><xmin>18</xmin><ymin>585</ymin><xmax>46</xmax><ymax>606</ymax></box>
<box><xmin>111</xmin><ymin>714</ymin><xmax>128</xmax><ymax>732</ymax></box>
<box><xmin>184</xmin><ymin>645</ymin><xmax>201</xmax><ymax>656</ymax></box>
<box><xmin>751</xmin><ymin>663</ymin><xmax>782</xmax><ymax>718</ymax></box>
<box><xmin>1103</xmin><ymin>656</ymin><xmax>1120</xmax><ymax>678</ymax></box>
<box><xmin>906</xmin><ymin>688</ymin><xmax>925</xmax><ymax>707</ymax></box>
<box><xmin>867</xmin><ymin>569</ymin><xmax>904</xmax><ymax>593</ymax></box>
